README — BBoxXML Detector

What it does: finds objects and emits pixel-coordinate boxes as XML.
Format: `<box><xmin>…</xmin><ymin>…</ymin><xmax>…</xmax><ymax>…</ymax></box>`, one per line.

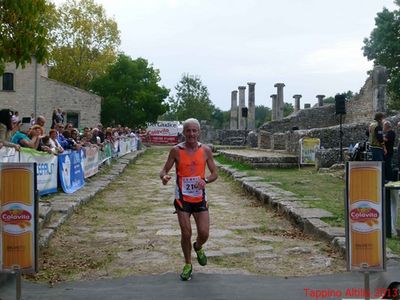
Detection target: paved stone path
<box><xmin>35</xmin><ymin>146</ymin><xmax>346</xmax><ymax>283</ymax></box>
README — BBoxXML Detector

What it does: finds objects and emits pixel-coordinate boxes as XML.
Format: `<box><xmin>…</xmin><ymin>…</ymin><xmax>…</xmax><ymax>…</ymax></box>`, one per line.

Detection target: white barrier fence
<box><xmin>0</xmin><ymin>137</ymin><xmax>138</xmax><ymax>196</ymax></box>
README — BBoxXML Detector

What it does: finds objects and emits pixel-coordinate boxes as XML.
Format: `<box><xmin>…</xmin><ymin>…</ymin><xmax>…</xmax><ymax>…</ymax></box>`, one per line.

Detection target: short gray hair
<box><xmin>384</xmin><ymin>120</ymin><xmax>392</xmax><ymax>128</ymax></box>
<box><xmin>183</xmin><ymin>118</ymin><xmax>200</xmax><ymax>130</ymax></box>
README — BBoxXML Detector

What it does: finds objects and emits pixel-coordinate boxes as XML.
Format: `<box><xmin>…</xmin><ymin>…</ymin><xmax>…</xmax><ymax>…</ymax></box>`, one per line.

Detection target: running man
<box><xmin>159</xmin><ymin>118</ymin><xmax>218</xmax><ymax>281</ymax></box>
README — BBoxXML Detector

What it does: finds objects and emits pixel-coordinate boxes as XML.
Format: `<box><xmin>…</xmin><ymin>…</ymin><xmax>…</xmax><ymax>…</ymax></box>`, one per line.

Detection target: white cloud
<box><xmin>300</xmin><ymin>40</ymin><xmax>373</xmax><ymax>74</ymax></box>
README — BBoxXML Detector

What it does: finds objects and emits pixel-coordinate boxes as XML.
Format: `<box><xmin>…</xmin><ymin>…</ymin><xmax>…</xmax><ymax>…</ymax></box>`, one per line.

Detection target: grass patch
<box><xmin>215</xmin><ymin>154</ymin><xmax>254</xmax><ymax>171</ymax></box>
<box><xmin>387</xmin><ymin>237</ymin><xmax>400</xmax><ymax>255</ymax></box>
<box><xmin>216</xmin><ymin>155</ymin><xmax>345</xmax><ymax>227</ymax></box>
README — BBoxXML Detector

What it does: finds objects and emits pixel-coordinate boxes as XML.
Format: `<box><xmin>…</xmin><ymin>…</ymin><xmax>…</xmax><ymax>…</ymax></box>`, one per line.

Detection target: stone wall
<box><xmin>260</xmin><ymin>105</ymin><xmax>337</xmax><ymax>133</ymax></box>
<box><xmin>315</xmin><ymin>149</ymin><xmax>342</xmax><ymax>169</ymax></box>
<box><xmin>271</xmin><ymin>133</ymin><xmax>287</xmax><ymax>150</ymax></box>
<box><xmin>259</xmin><ymin>72</ymin><xmax>381</xmax><ymax>134</ymax></box>
<box><xmin>199</xmin><ymin>123</ymin><xmax>216</xmax><ymax>144</ymax></box>
<box><xmin>285</xmin><ymin>123</ymin><xmax>369</xmax><ymax>155</ymax></box>
<box><xmin>344</xmin><ymin>77</ymin><xmax>373</xmax><ymax>124</ymax></box>
<box><xmin>215</xmin><ymin>129</ymin><xmax>249</xmax><ymax>145</ymax></box>
<box><xmin>0</xmin><ymin>59</ymin><xmax>101</xmax><ymax>131</ymax></box>
<box><xmin>259</xmin><ymin>114</ymin><xmax>400</xmax><ymax>164</ymax></box>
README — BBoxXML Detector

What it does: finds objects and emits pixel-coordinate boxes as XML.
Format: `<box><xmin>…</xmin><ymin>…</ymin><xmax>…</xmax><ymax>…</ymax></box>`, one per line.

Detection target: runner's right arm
<box><xmin>159</xmin><ymin>147</ymin><xmax>177</xmax><ymax>185</ymax></box>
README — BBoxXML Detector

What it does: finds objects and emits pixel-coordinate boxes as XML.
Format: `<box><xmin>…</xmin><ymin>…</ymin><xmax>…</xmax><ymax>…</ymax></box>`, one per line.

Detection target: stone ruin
<box><xmin>206</xmin><ymin>65</ymin><xmax>396</xmax><ymax>168</ymax></box>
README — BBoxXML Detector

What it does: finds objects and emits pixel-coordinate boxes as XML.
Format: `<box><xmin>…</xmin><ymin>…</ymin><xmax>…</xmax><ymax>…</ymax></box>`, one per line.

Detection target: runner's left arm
<box><xmin>204</xmin><ymin>146</ymin><xmax>218</xmax><ymax>184</ymax></box>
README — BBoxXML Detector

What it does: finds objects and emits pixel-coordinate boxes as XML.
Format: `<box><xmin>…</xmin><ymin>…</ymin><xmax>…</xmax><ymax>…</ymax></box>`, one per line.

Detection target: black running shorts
<box><xmin>174</xmin><ymin>198</ymin><xmax>208</xmax><ymax>214</ymax></box>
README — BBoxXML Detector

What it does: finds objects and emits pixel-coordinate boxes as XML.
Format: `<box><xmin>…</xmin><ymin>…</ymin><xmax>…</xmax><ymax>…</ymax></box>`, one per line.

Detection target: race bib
<box><xmin>182</xmin><ymin>176</ymin><xmax>202</xmax><ymax>197</ymax></box>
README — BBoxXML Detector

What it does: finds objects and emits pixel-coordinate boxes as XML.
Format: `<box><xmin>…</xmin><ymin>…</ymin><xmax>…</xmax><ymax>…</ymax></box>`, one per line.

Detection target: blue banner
<box><xmin>58</xmin><ymin>150</ymin><xmax>85</xmax><ymax>193</ymax></box>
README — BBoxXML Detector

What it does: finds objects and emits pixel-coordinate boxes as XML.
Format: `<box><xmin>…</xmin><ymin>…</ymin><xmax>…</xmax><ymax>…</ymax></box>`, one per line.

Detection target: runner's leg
<box><xmin>177</xmin><ymin>210</ymin><xmax>192</xmax><ymax>264</ymax></box>
<box><xmin>193</xmin><ymin>211</ymin><xmax>210</xmax><ymax>248</ymax></box>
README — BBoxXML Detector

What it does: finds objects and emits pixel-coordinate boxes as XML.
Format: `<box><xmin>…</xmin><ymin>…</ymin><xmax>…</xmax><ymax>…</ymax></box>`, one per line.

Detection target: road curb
<box><xmin>0</xmin><ymin>149</ymin><xmax>146</xmax><ymax>285</ymax></box>
<box><xmin>216</xmin><ymin>162</ymin><xmax>400</xmax><ymax>261</ymax></box>
<box><xmin>37</xmin><ymin>149</ymin><xmax>146</xmax><ymax>249</ymax></box>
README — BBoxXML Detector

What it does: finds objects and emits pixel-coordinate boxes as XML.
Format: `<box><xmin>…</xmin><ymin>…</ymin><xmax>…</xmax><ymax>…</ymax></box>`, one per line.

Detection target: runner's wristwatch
<box><xmin>204</xmin><ymin>178</ymin><xmax>209</xmax><ymax>184</ymax></box>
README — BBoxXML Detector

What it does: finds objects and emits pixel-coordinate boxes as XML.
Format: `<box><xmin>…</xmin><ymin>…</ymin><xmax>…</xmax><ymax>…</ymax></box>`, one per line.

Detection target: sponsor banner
<box><xmin>0</xmin><ymin>163</ymin><xmax>38</xmax><ymax>273</ymax></box>
<box><xmin>58</xmin><ymin>150</ymin><xmax>85</xmax><ymax>194</ymax></box>
<box><xmin>82</xmin><ymin>146</ymin><xmax>99</xmax><ymax>178</ymax></box>
<box><xmin>346</xmin><ymin>161</ymin><xmax>385</xmax><ymax>271</ymax></box>
<box><xmin>118</xmin><ymin>138</ymin><xmax>130</xmax><ymax>157</ymax></box>
<box><xmin>299</xmin><ymin>137</ymin><xmax>320</xmax><ymax>165</ymax></box>
<box><xmin>19</xmin><ymin>148</ymin><xmax>58</xmax><ymax>195</ymax></box>
<box><xmin>111</xmin><ymin>141</ymin><xmax>119</xmax><ymax>158</ymax></box>
<box><xmin>99</xmin><ymin>143</ymin><xmax>112</xmax><ymax>165</ymax></box>
<box><xmin>146</xmin><ymin>121</ymin><xmax>181</xmax><ymax>144</ymax></box>
<box><xmin>130</xmin><ymin>136</ymin><xmax>138</xmax><ymax>151</ymax></box>
<box><xmin>149</xmin><ymin>135</ymin><xmax>178</xmax><ymax>144</ymax></box>
<box><xmin>0</xmin><ymin>147</ymin><xmax>19</xmax><ymax>162</ymax></box>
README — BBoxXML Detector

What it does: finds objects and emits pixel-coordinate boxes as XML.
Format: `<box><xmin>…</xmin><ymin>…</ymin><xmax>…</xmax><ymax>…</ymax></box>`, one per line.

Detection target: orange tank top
<box><xmin>175</xmin><ymin>143</ymin><xmax>206</xmax><ymax>203</ymax></box>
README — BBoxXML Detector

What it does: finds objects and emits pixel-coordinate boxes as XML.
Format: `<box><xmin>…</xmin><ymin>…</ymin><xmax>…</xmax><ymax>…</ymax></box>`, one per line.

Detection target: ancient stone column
<box><xmin>316</xmin><ymin>95</ymin><xmax>325</xmax><ymax>107</ymax></box>
<box><xmin>274</xmin><ymin>83</ymin><xmax>285</xmax><ymax>120</ymax></box>
<box><xmin>230</xmin><ymin>90</ymin><xmax>238</xmax><ymax>129</ymax></box>
<box><xmin>372</xmin><ymin>65</ymin><xmax>388</xmax><ymax>113</ymax></box>
<box><xmin>304</xmin><ymin>103</ymin><xmax>311</xmax><ymax>109</ymax></box>
<box><xmin>293</xmin><ymin>94</ymin><xmax>302</xmax><ymax>112</ymax></box>
<box><xmin>270</xmin><ymin>94</ymin><xmax>277</xmax><ymax>121</ymax></box>
<box><xmin>238</xmin><ymin>86</ymin><xmax>246</xmax><ymax>130</ymax></box>
<box><xmin>247</xmin><ymin>82</ymin><xmax>256</xmax><ymax>130</ymax></box>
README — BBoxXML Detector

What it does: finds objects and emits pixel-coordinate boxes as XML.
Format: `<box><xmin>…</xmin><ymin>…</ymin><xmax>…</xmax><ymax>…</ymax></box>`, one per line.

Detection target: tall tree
<box><xmin>255</xmin><ymin>105</ymin><xmax>271</xmax><ymax>127</ymax></box>
<box><xmin>49</xmin><ymin>0</ymin><xmax>120</xmax><ymax>90</ymax></box>
<box><xmin>363</xmin><ymin>2</ymin><xmax>400</xmax><ymax>109</ymax></box>
<box><xmin>169</xmin><ymin>74</ymin><xmax>215</xmax><ymax>121</ymax></box>
<box><xmin>211</xmin><ymin>107</ymin><xmax>226</xmax><ymax>129</ymax></box>
<box><xmin>90</xmin><ymin>54</ymin><xmax>169</xmax><ymax>128</ymax></box>
<box><xmin>283</xmin><ymin>102</ymin><xmax>294</xmax><ymax>117</ymax></box>
<box><xmin>0</xmin><ymin>0</ymin><xmax>55</xmax><ymax>73</ymax></box>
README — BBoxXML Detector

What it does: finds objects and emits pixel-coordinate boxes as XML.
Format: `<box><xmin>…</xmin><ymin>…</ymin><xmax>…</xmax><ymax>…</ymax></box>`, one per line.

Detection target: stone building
<box><xmin>0</xmin><ymin>58</ymin><xmax>101</xmax><ymax>131</ymax></box>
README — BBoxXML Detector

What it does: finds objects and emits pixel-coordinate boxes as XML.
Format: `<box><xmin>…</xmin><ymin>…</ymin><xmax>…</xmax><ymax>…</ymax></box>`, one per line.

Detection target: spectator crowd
<box><xmin>0</xmin><ymin>108</ymin><xmax>140</xmax><ymax>155</ymax></box>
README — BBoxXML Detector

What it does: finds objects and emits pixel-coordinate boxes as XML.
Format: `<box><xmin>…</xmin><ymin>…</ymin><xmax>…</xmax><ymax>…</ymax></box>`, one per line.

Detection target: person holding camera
<box><xmin>369</xmin><ymin>112</ymin><xmax>385</xmax><ymax>161</ymax></box>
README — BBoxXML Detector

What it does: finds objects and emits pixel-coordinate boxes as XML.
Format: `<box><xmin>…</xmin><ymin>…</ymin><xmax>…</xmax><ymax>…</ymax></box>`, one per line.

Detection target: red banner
<box><xmin>149</xmin><ymin>135</ymin><xmax>178</xmax><ymax>144</ymax></box>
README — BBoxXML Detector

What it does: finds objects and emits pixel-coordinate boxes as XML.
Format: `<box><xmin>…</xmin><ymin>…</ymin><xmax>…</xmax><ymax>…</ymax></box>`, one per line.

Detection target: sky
<box><xmin>55</xmin><ymin>0</ymin><xmax>397</xmax><ymax>111</ymax></box>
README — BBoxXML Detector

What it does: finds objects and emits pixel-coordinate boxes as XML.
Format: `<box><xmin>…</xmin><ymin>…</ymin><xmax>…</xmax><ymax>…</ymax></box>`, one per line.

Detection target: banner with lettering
<box><xmin>0</xmin><ymin>146</ymin><xmax>19</xmax><ymax>162</ymax></box>
<box><xmin>98</xmin><ymin>143</ymin><xmax>112</xmax><ymax>165</ymax></box>
<box><xmin>82</xmin><ymin>146</ymin><xmax>99</xmax><ymax>178</ymax></box>
<box><xmin>118</xmin><ymin>138</ymin><xmax>130</xmax><ymax>157</ymax></box>
<box><xmin>146</xmin><ymin>121</ymin><xmax>182</xmax><ymax>144</ymax></box>
<box><xmin>58</xmin><ymin>150</ymin><xmax>85</xmax><ymax>193</ymax></box>
<box><xmin>0</xmin><ymin>163</ymin><xmax>38</xmax><ymax>274</ymax></box>
<box><xmin>299</xmin><ymin>137</ymin><xmax>320</xmax><ymax>165</ymax></box>
<box><xmin>19</xmin><ymin>148</ymin><xmax>58</xmax><ymax>195</ymax></box>
<box><xmin>130</xmin><ymin>135</ymin><xmax>138</xmax><ymax>151</ymax></box>
<box><xmin>346</xmin><ymin>161</ymin><xmax>385</xmax><ymax>271</ymax></box>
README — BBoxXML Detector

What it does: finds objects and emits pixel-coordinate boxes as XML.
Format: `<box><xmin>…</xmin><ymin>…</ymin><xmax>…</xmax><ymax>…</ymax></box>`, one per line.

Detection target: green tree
<box><xmin>49</xmin><ymin>0</ymin><xmax>120</xmax><ymax>90</ymax></box>
<box><xmin>363</xmin><ymin>2</ymin><xmax>400</xmax><ymax>109</ymax></box>
<box><xmin>255</xmin><ymin>105</ymin><xmax>271</xmax><ymax>127</ymax></box>
<box><xmin>283</xmin><ymin>102</ymin><xmax>294</xmax><ymax>117</ymax></box>
<box><xmin>0</xmin><ymin>0</ymin><xmax>55</xmax><ymax>73</ymax></box>
<box><xmin>211</xmin><ymin>107</ymin><xmax>226</xmax><ymax>129</ymax></box>
<box><xmin>169</xmin><ymin>74</ymin><xmax>215</xmax><ymax>122</ymax></box>
<box><xmin>90</xmin><ymin>54</ymin><xmax>169</xmax><ymax>128</ymax></box>
<box><xmin>323</xmin><ymin>91</ymin><xmax>354</xmax><ymax>104</ymax></box>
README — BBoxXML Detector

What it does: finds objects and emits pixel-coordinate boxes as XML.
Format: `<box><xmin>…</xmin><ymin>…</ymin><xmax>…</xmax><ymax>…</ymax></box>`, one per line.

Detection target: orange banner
<box><xmin>346</xmin><ymin>161</ymin><xmax>385</xmax><ymax>271</ymax></box>
<box><xmin>0</xmin><ymin>163</ymin><xmax>37</xmax><ymax>273</ymax></box>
